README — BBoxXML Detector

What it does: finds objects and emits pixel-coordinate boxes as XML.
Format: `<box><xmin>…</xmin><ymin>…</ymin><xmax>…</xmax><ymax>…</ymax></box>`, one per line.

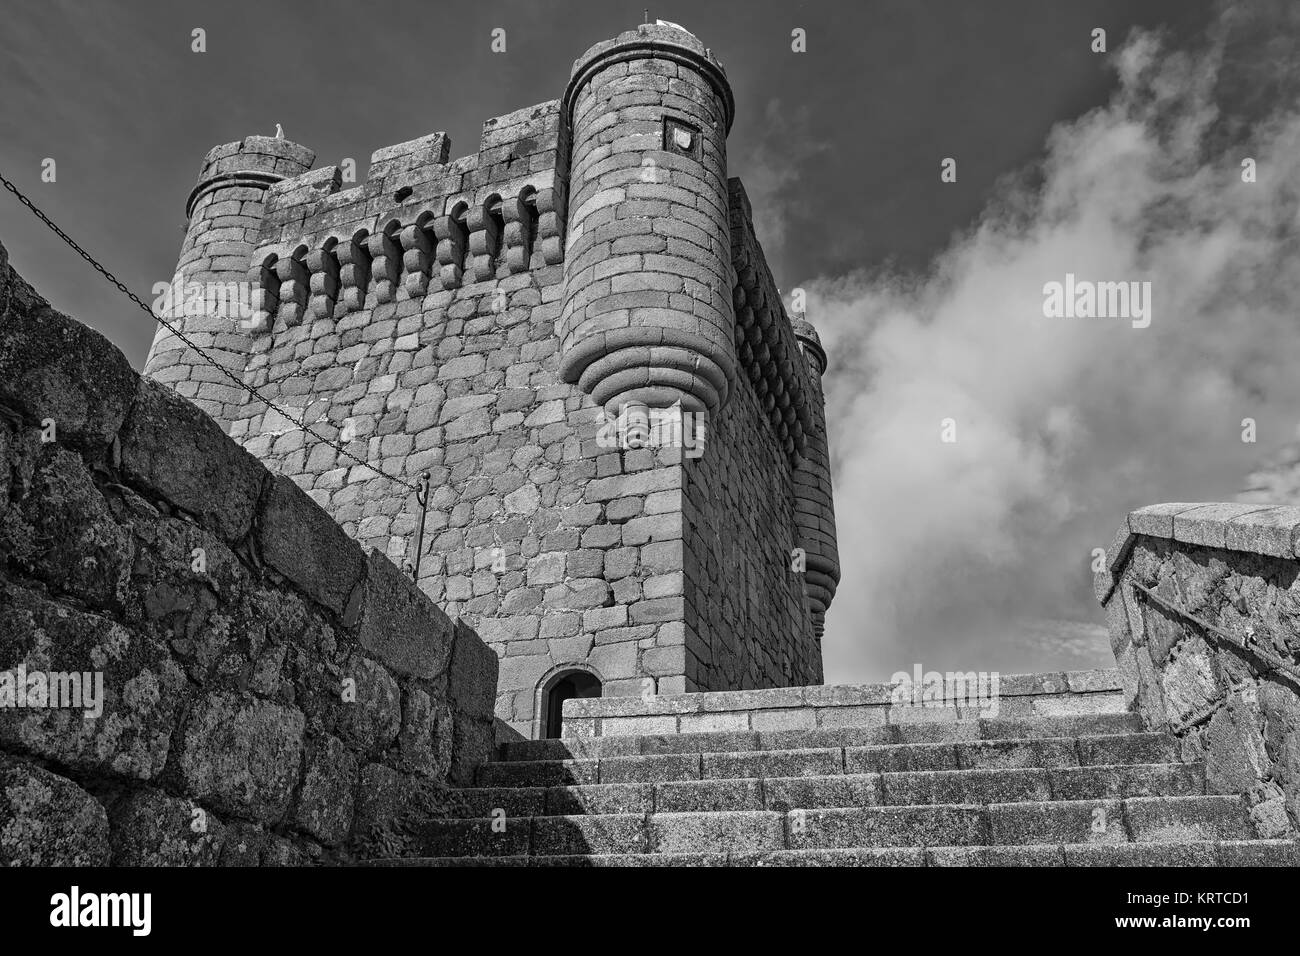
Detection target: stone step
<box><xmin>984</xmin><ymin>794</ymin><xmax>1255</xmax><ymax>846</ymax></box>
<box><xmin>379</xmin><ymin>840</ymin><xmax>1300</xmax><ymax>867</ymax></box>
<box><xmin>417</xmin><ymin>794</ymin><xmax>1255</xmax><ymax>857</ymax></box>
<box><xmin>498</xmin><ymin>713</ymin><xmax>1144</xmax><ymax>762</ymax></box>
<box><xmin>475</xmin><ymin>733</ymin><xmax>1177</xmax><ymax>788</ymax></box>
<box><xmin>441</xmin><ymin>763</ymin><xmax>1203</xmax><ymax>817</ymax></box>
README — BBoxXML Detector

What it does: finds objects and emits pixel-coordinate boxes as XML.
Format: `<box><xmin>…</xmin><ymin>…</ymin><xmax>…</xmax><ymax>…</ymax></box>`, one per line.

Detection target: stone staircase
<box><xmin>381</xmin><ymin>704</ymin><xmax>1299</xmax><ymax>866</ymax></box>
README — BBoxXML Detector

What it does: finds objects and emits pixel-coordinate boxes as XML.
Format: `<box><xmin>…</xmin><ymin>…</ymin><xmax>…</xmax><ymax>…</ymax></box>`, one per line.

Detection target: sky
<box><xmin>2</xmin><ymin>0</ymin><xmax>1295</xmax><ymax>683</ymax></box>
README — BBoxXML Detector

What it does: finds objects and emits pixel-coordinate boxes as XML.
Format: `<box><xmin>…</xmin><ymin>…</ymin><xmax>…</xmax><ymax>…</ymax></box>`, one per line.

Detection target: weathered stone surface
<box><xmin>356</xmin><ymin>550</ymin><xmax>454</xmax><ymax>679</ymax></box>
<box><xmin>1172</xmin><ymin>503</ymin><xmax>1271</xmax><ymax>549</ymax></box>
<box><xmin>108</xmin><ymin>789</ymin><xmax>226</xmax><ymax>866</ymax></box>
<box><xmin>790</xmin><ymin>805</ymin><xmax>987</xmax><ymax>848</ymax></box>
<box><xmin>0</xmin><ymin>754</ymin><xmax>110</xmax><ymax>866</ymax></box>
<box><xmin>352</xmin><ymin>762</ymin><xmax>449</xmax><ymax>859</ymax></box>
<box><xmin>2</xmin><ymin>446</ymin><xmax>135</xmax><ymax>609</ymax></box>
<box><xmin>120</xmin><ymin>378</ymin><xmax>268</xmax><ymax>542</ymax></box>
<box><xmin>177</xmin><ymin>691</ymin><xmax>306</xmax><ymax>822</ymax></box>
<box><xmin>219</xmin><ymin>821</ymin><xmax>270</xmax><ymax>866</ymax></box>
<box><xmin>258</xmin><ymin>474</ymin><xmax>365</xmax><ymax>616</ymax></box>
<box><xmin>448</xmin><ymin>619</ymin><xmax>499</xmax><ymax>720</ymax></box>
<box><xmin>0</xmin><ymin>247</ymin><xmax>496</xmax><ymax>867</ymax></box>
<box><xmin>532</xmin><ymin>813</ymin><xmax>650</xmax><ymax>855</ymax></box>
<box><xmin>649</xmin><ymin>810</ymin><xmax>785</xmax><ymax>854</ymax></box>
<box><xmin>1124</xmin><ymin>794</ymin><xmax>1254</xmax><ymax>842</ymax></box>
<box><xmin>330</xmin><ymin>655</ymin><xmax>401</xmax><ymax>751</ymax></box>
<box><xmin>0</xmin><ymin>242</ymin><xmax>137</xmax><ymax>457</ymax></box>
<box><xmin>1159</xmin><ymin>639</ymin><xmax>1220</xmax><ymax>727</ymax></box>
<box><xmin>1127</xmin><ymin>503</ymin><xmax>1205</xmax><ymax>539</ymax></box>
<box><xmin>546</xmin><ymin>782</ymin><xmax>653</xmax><ymax>815</ymax></box>
<box><xmin>1224</xmin><ymin>505</ymin><xmax>1300</xmax><ymax>558</ymax></box>
<box><xmin>295</xmin><ymin>734</ymin><xmax>359</xmax><ymax>845</ymax></box>
<box><xmin>1064</xmin><ymin>842</ymin><xmax>1217</xmax><ymax>866</ymax></box>
<box><xmin>399</xmin><ymin>664</ymin><xmax>1300</xmax><ymax>866</ymax></box>
<box><xmin>397</xmin><ymin>687</ymin><xmax>453</xmax><ymax>778</ymax></box>
<box><xmin>1258</xmin><ymin>681</ymin><xmax>1300</xmax><ymax>824</ymax></box>
<box><xmin>1101</xmin><ymin>515</ymin><xmax>1300</xmax><ymax>837</ymax></box>
<box><xmin>0</xmin><ymin>581</ymin><xmax>187</xmax><ymax>781</ymax></box>
<box><xmin>989</xmin><ymin>799</ymin><xmax>1124</xmax><ymax>845</ymax></box>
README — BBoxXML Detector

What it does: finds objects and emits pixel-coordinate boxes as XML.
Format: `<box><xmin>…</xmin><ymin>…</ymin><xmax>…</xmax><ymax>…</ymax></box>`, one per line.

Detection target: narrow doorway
<box><xmin>543</xmin><ymin>670</ymin><xmax>602</xmax><ymax>739</ymax></box>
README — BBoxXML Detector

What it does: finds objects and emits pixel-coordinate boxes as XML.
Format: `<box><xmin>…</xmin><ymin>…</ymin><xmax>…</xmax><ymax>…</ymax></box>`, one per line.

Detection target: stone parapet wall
<box><xmin>1097</xmin><ymin>501</ymin><xmax>1300</xmax><ymax>838</ymax></box>
<box><xmin>562</xmin><ymin>670</ymin><xmax>1122</xmax><ymax>737</ymax></box>
<box><xmin>0</xmin><ymin>240</ymin><xmax>497</xmax><ymax>865</ymax></box>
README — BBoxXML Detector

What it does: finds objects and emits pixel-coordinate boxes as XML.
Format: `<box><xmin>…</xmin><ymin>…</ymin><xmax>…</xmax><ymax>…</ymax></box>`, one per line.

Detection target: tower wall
<box><xmin>557</xmin><ymin>25</ymin><xmax>737</xmax><ymax>417</ymax></box>
<box><xmin>677</xmin><ymin>179</ymin><xmax>825</xmax><ymax>691</ymax></box>
<box><xmin>791</xmin><ymin>319</ymin><xmax>841</xmax><ymax>637</ymax></box>
<box><xmin>143</xmin><ymin>136</ymin><xmax>314</xmax><ymax>422</ymax></box>
<box><xmin>142</xmin><ymin>24</ymin><xmax>838</xmax><ymax>738</ymax></box>
<box><xmin>682</xmin><ymin>348</ymin><xmax>823</xmax><ymax>690</ymax></box>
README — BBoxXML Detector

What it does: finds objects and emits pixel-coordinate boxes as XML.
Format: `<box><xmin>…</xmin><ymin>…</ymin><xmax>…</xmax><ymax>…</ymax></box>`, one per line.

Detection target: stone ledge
<box><xmin>1097</xmin><ymin>516</ymin><xmax>1300</xmax><ymax>837</ymax></box>
<box><xmin>1095</xmin><ymin>501</ymin><xmax>1300</xmax><ymax>604</ymax></box>
<box><xmin>120</xmin><ymin>377</ymin><xmax>268</xmax><ymax>542</ymax></box>
<box><xmin>259</xmin><ymin>473</ymin><xmax>366</xmax><ymax>616</ymax></box>
<box><xmin>563</xmin><ymin>670</ymin><xmax>1122</xmax><ymax>727</ymax></box>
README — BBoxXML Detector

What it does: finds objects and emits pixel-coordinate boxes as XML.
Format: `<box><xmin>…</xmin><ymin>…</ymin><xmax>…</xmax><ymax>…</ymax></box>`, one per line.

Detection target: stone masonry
<box><xmin>1097</xmin><ymin>502</ymin><xmax>1300</xmax><ymax>838</ymax></box>
<box><xmin>0</xmin><ymin>239</ymin><xmax>498</xmax><ymax>865</ymax></box>
<box><xmin>141</xmin><ymin>22</ymin><xmax>841</xmax><ymax>738</ymax></box>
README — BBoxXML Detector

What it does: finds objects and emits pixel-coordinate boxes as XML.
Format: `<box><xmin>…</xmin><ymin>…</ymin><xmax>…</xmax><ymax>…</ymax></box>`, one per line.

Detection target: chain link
<box><xmin>0</xmin><ymin>171</ymin><xmax>420</xmax><ymax>493</ymax></box>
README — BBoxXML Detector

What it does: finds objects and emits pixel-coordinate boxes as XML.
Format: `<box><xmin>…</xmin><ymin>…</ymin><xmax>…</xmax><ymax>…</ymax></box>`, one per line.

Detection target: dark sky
<box><xmin>0</xmin><ymin>0</ymin><xmax>1215</xmax><ymax>368</ymax></box>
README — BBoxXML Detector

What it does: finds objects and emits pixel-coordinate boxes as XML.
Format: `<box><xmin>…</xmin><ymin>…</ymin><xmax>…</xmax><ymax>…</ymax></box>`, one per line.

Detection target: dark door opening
<box><xmin>543</xmin><ymin>671</ymin><xmax>602</xmax><ymax>739</ymax></box>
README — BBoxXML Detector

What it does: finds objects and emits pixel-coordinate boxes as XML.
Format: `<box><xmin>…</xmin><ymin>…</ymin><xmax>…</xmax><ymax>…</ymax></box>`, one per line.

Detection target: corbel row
<box><xmin>731</xmin><ymin>245</ymin><xmax>813</xmax><ymax>463</ymax></box>
<box><xmin>247</xmin><ymin>186</ymin><xmax>565</xmax><ymax>330</ymax></box>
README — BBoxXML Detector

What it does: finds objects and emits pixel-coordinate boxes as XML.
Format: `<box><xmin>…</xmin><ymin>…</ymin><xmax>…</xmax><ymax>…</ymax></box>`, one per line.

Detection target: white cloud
<box><xmin>813</xmin><ymin>11</ymin><xmax>1300</xmax><ymax>682</ymax></box>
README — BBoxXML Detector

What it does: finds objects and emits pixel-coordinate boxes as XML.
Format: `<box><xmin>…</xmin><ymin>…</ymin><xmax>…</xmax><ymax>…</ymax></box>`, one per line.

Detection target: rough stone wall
<box><xmin>1097</xmin><ymin>501</ymin><xmax>1300</xmax><ymax>838</ymax></box>
<box><xmin>682</xmin><ymin>356</ymin><xmax>820</xmax><ymax>690</ymax></box>
<box><xmin>0</xmin><ymin>240</ymin><xmax>498</xmax><ymax>865</ymax></box>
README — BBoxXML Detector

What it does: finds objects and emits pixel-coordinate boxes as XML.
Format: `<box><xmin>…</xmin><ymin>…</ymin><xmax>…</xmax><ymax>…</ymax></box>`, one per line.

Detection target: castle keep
<box><xmin>5</xmin><ymin>19</ymin><xmax>1297</xmax><ymax>869</ymax></box>
<box><xmin>142</xmin><ymin>23</ymin><xmax>841</xmax><ymax>739</ymax></box>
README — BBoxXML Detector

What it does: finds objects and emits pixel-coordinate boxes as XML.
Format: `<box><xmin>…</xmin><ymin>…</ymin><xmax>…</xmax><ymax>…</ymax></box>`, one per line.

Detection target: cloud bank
<box><xmin>812</xmin><ymin>3</ymin><xmax>1300</xmax><ymax>682</ymax></box>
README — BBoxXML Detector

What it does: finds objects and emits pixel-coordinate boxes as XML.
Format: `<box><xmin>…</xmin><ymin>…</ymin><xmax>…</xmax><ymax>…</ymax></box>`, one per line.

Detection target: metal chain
<box><xmin>0</xmin><ymin>170</ymin><xmax>420</xmax><ymax>493</ymax></box>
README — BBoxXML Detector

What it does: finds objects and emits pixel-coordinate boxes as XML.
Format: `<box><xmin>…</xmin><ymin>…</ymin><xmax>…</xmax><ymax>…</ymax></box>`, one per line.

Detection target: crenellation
<box><xmin>244</xmin><ymin>159</ymin><xmax>567</xmax><ymax>343</ymax></box>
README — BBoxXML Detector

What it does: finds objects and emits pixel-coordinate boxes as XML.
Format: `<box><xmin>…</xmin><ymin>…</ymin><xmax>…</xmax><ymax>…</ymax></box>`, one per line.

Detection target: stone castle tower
<box><xmin>143</xmin><ymin>22</ymin><xmax>840</xmax><ymax>739</ymax></box>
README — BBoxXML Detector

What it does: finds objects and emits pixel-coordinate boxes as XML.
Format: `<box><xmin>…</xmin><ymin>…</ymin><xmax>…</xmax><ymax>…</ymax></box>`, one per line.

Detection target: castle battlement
<box><xmin>144</xmin><ymin>20</ymin><xmax>841</xmax><ymax>739</ymax></box>
<box><xmin>242</xmin><ymin>101</ymin><xmax>570</xmax><ymax>335</ymax></box>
